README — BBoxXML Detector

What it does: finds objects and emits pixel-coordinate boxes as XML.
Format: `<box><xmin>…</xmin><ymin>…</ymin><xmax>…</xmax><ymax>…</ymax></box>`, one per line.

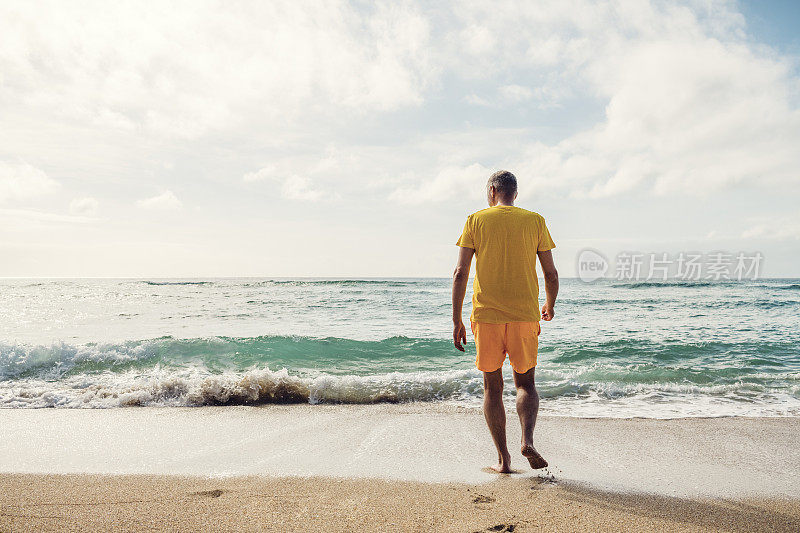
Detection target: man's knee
<box><xmin>485</xmin><ymin>383</ymin><xmax>503</xmax><ymax>397</ymax></box>
<box><xmin>483</xmin><ymin>370</ymin><xmax>504</xmax><ymax>396</ymax></box>
<box><xmin>516</xmin><ymin>382</ymin><xmax>537</xmax><ymax>397</ymax></box>
<box><xmin>513</xmin><ymin>368</ymin><xmax>536</xmax><ymax>392</ymax></box>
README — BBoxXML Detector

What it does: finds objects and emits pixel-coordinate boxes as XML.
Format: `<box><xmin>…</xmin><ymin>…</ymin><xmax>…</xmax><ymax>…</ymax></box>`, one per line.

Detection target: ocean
<box><xmin>1</xmin><ymin>278</ymin><xmax>798</xmax><ymax>418</ymax></box>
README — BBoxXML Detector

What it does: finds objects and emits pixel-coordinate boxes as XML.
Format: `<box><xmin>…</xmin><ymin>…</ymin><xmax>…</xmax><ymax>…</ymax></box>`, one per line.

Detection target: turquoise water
<box><xmin>1</xmin><ymin>278</ymin><xmax>798</xmax><ymax>417</ymax></box>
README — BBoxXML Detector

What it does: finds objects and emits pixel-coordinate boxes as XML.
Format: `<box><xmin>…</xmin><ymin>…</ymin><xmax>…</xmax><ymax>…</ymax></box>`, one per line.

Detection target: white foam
<box><xmin>2</xmin><ymin>362</ymin><xmax>800</xmax><ymax>418</ymax></box>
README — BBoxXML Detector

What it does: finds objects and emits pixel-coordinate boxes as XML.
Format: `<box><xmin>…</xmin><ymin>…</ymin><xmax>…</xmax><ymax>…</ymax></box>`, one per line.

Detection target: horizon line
<box><xmin>1</xmin><ymin>276</ymin><xmax>799</xmax><ymax>280</ymax></box>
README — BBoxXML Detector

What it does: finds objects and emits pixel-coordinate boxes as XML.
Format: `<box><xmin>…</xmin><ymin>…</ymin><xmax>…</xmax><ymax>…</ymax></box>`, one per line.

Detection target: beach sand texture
<box><xmin>1</xmin><ymin>473</ymin><xmax>799</xmax><ymax>532</ymax></box>
<box><xmin>1</xmin><ymin>405</ymin><xmax>800</xmax><ymax>531</ymax></box>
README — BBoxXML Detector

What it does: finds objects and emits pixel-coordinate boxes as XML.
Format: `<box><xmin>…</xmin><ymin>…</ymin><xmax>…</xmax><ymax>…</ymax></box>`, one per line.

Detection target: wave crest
<box><xmin>613</xmin><ymin>280</ymin><xmax>715</xmax><ymax>289</ymax></box>
<box><xmin>3</xmin><ymin>367</ymin><xmax>483</xmax><ymax>408</ymax></box>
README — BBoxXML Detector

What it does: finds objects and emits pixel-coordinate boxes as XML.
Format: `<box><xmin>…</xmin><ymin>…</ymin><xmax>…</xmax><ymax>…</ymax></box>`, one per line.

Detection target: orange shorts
<box><xmin>470</xmin><ymin>320</ymin><xmax>540</xmax><ymax>374</ymax></box>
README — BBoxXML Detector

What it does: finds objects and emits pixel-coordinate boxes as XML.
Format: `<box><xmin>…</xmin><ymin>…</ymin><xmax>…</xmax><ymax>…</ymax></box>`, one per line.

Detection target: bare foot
<box><xmin>488</xmin><ymin>453</ymin><xmax>513</xmax><ymax>474</ymax></box>
<box><xmin>521</xmin><ymin>444</ymin><xmax>548</xmax><ymax>469</ymax></box>
<box><xmin>488</xmin><ymin>462</ymin><xmax>513</xmax><ymax>473</ymax></box>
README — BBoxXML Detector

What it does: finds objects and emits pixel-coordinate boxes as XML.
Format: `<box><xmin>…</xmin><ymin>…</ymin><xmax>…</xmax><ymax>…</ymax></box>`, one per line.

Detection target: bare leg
<box><xmin>513</xmin><ymin>367</ymin><xmax>547</xmax><ymax>469</ymax></box>
<box><xmin>483</xmin><ymin>369</ymin><xmax>511</xmax><ymax>473</ymax></box>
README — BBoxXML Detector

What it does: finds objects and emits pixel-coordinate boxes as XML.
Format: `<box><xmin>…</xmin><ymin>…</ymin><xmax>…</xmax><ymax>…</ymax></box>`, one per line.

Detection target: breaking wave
<box><xmin>1</xmin><ymin>335</ymin><xmax>798</xmax><ymax>416</ymax></box>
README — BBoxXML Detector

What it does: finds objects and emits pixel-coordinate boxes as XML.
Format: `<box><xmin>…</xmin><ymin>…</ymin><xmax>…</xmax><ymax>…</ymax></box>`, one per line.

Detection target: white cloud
<box><xmin>513</xmin><ymin>37</ymin><xmax>800</xmax><ymax>199</ymax></box>
<box><xmin>463</xmin><ymin>93</ymin><xmax>492</xmax><ymax>106</ymax></box>
<box><xmin>486</xmin><ymin>4</ymin><xmax>799</xmax><ymax>200</ymax></box>
<box><xmin>0</xmin><ymin>161</ymin><xmax>60</xmax><ymax>203</ymax></box>
<box><xmin>466</xmin><ymin>84</ymin><xmax>562</xmax><ymax>108</ymax></box>
<box><xmin>243</xmin><ymin>166</ymin><xmax>276</xmax><ymax>183</ymax></box>
<box><xmin>136</xmin><ymin>190</ymin><xmax>182</xmax><ymax>210</ymax></box>
<box><xmin>741</xmin><ymin>215</ymin><xmax>800</xmax><ymax>241</ymax></box>
<box><xmin>0</xmin><ymin>208</ymin><xmax>96</xmax><ymax>230</ymax></box>
<box><xmin>465</xmin><ymin>24</ymin><xmax>496</xmax><ymax>54</ymax></box>
<box><xmin>498</xmin><ymin>84</ymin><xmax>534</xmax><ymax>102</ymax></box>
<box><xmin>390</xmin><ymin>163</ymin><xmax>491</xmax><ymax>204</ymax></box>
<box><xmin>69</xmin><ymin>197</ymin><xmax>99</xmax><ymax>216</ymax></box>
<box><xmin>281</xmin><ymin>176</ymin><xmax>323</xmax><ymax>201</ymax></box>
<box><xmin>398</xmin><ymin>1</ymin><xmax>800</xmax><ymax>202</ymax></box>
<box><xmin>244</xmin><ymin>166</ymin><xmax>324</xmax><ymax>201</ymax></box>
<box><xmin>243</xmin><ymin>145</ymin><xmax>353</xmax><ymax>200</ymax></box>
<box><xmin>547</xmin><ymin>37</ymin><xmax>800</xmax><ymax>198</ymax></box>
<box><xmin>0</xmin><ymin>1</ymin><xmax>433</xmax><ymax>140</ymax></box>
<box><xmin>7</xmin><ymin>1</ymin><xmax>795</xmax><ymax>203</ymax></box>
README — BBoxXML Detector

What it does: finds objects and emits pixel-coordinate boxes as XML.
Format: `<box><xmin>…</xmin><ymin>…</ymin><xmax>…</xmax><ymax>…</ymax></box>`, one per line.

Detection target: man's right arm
<box><xmin>537</xmin><ymin>249</ymin><xmax>558</xmax><ymax>321</ymax></box>
<box><xmin>452</xmin><ymin>246</ymin><xmax>474</xmax><ymax>351</ymax></box>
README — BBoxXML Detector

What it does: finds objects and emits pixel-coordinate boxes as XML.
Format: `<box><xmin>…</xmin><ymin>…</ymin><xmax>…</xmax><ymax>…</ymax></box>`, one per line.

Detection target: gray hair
<box><xmin>487</xmin><ymin>170</ymin><xmax>517</xmax><ymax>200</ymax></box>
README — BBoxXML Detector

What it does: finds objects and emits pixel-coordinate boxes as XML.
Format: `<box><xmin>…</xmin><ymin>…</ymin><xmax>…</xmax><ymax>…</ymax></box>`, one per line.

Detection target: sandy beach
<box><xmin>2</xmin><ymin>472</ymin><xmax>799</xmax><ymax>532</ymax></box>
<box><xmin>1</xmin><ymin>405</ymin><xmax>799</xmax><ymax>531</ymax></box>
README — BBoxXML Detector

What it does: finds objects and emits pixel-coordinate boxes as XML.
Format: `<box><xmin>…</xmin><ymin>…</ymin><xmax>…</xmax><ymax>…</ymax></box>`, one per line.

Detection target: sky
<box><xmin>1</xmin><ymin>0</ymin><xmax>799</xmax><ymax>278</ymax></box>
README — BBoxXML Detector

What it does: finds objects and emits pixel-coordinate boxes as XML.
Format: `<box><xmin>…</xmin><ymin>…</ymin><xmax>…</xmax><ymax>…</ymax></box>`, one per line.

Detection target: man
<box><xmin>452</xmin><ymin>170</ymin><xmax>559</xmax><ymax>474</ymax></box>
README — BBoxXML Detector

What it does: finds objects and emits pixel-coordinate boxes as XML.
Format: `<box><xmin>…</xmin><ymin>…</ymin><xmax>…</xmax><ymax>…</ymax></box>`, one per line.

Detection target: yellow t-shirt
<box><xmin>456</xmin><ymin>205</ymin><xmax>555</xmax><ymax>323</ymax></box>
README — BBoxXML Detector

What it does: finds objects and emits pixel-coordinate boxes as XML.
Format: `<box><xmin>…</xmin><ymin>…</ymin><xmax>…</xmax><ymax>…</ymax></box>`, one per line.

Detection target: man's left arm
<box><xmin>537</xmin><ymin>249</ymin><xmax>559</xmax><ymax>321</ymax></box>
<box><xmin>452</xmin><ymin>246</ymin><xmax>474</xmax><ymax>351</ymax></box>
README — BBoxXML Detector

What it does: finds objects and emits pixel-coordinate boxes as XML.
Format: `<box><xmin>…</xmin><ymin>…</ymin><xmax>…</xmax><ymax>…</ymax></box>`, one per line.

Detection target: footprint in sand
<box><xmin>480</xmin><ymin>466</ymin><xmax>523</xmax><ymax>475</ymax></box>
<box><xmin>472</xmin><ymin>494</ymin><xmax>496</xmax><ymax>504</ymax></box>
<box><xmin>473</xmin><ymin>524</ymin><xmax>516</xmax><ymax>533</ymax></box>
<box><xmin>190</xmin><ymin>489</ymin><xmax>224</xmax><ymax>498</ymax></box>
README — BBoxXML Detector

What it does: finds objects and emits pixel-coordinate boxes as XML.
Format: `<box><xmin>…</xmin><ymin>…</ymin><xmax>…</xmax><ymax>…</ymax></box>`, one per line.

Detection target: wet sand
<box><xmin>1</xmin><ymin>404</ymin><xmax>798</xmax><ymax>497</ymax></box>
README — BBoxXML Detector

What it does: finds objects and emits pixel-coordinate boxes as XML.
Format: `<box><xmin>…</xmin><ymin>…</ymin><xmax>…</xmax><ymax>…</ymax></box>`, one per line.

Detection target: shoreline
<box><xmin>2</xmin><ymin>473</ymin><xmax>799</xmax><ymax>532</ymax></box>
<box><xmin>3</xmin><ymin>404</ymin><xmax>800</xmax><ymax>531</ymax></box>
<box><xmin>1</xmin><ymin>404</ymin><xmax>798</xmax><ymax>498</ymax></box>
